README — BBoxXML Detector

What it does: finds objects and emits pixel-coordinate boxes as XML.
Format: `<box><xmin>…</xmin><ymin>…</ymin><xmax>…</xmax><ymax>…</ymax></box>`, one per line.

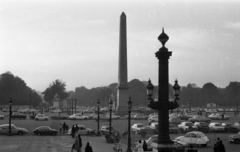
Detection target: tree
<box><xmin>43</xmin><ymin>79</ymin><xmax>69</xmax><ymax>103</ymax></box>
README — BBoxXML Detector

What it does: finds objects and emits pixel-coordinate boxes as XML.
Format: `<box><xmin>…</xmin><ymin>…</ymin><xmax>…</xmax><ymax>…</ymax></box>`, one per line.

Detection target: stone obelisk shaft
<box><xmin>117</xmin><ymin>12</ymin><xmax>129</xmax><ymax>115</ymax></box>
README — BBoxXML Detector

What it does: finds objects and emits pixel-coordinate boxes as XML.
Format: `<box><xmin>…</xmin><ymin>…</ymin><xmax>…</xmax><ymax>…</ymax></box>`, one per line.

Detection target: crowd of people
<box><xmin>59</xmin><ymin>122</ymin><xmax>69</xmax><ymax>133</ymax></box>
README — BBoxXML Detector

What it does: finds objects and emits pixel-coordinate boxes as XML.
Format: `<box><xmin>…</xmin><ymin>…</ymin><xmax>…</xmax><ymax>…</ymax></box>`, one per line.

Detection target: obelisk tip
<box><xmin>121</xmin><ymin>12</ymin><xmax>126</xmax><ymax>17</ymax></box>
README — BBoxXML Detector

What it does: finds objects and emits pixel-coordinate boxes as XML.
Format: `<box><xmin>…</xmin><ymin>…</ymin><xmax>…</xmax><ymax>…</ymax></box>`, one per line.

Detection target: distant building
<box><xmin>207</xmin><ymin>103</ymin><xmax>217</xmax><ymax>108</ymax></box>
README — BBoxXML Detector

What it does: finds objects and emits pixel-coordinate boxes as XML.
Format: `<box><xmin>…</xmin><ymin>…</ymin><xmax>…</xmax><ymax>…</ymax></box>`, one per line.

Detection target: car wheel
<box><xmin>0</xmin><ymin>117</ymin><xmax>3</xmax><ymax>120</ymax></box>
<box><xmin>84</xmin><ymin>117</ymin><xmax>87</xmax><ymax>120</ymax></box>
<box><xmin>36</xmin><ymin>118</ymin><xmax>39</xmax><ymax>121</ymax></box>
<box><xmin>18</xmin><ymin>131</ymin><xmax>23</xmax><ymax>135</ymax></box>
<box><xmin>45</xmin><ymin>118</ymin><xmax>47</xmax><ymax>121</ymax></box>
<box><xmin>234</xmin><ymin>139</ymin><xmax>240</xmax><ymax>144</ymax></box>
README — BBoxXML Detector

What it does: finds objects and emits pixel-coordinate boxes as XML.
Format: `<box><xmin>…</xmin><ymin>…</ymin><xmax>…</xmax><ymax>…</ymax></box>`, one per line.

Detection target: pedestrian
<box><xmin>66</xmin><ymin>124</ymin><xmax>69</xmax><ymax>133</ymax></box>
<box><xmin>85</xmin><ymin>142</ymin><xmax>93</xmax><ymax>152</ymax></box>
<box><xmin>213</xmin><ymin>144</ymin><xmax>217</xmax><ymax>152</ymax></box>
<box><xmin>75</xmin><ymin>134</ymin><xmax>82</xmax><ymax>152</ymax></box>
<box><xmin>219</xmin><ymin>140</ymin><xmax>225</xmax><ymax>152</ymax></box>
<box><xmin>75</xmin><ymin>124</ymin><xmax>79</xmax><ymax>132</ymax></box>
<box><xmin>221</xmin><ymin>113</ymin><xmax>224</xmax><ymax>119</ymax></box>
<box><xmin>136</xmin><ymin>140</ymin><xmax>144</xmax><ymax>152</ymax></box>
<box><xmin>62</xmin><ymin>122</ymin><xmax>66</xmax><ymax>133</ymax></box>
<box><xmin>59</xmin><ymin>124</ymin><xmax>62</xmax><ymax>133</ymax></box>
<box><xmin>216</xmin><ymin>138</ymin><xmax>221</xmax><ymax>151</ymax></box>
<box><xmin>143</xmin><ymin>140</ymin><xmax>148</xmax><ymax>151</ymax></box>
<box><xmin>71</xmin><ymin>125</ymin><xmax>75</xmax><ymax>138</ymax></box>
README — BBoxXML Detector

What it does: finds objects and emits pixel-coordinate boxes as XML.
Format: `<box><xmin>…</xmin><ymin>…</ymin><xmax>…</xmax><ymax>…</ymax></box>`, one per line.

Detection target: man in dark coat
<box><xmin>85</xmin><ymin>142</ymin><xmax>93</xmax><ymax>152</ymax></box>
<box><xmin>219</xmin><ymin>141</ymin><xmax>225</xmax><ymax>152</ymax></box>
<box><xmin>62</xmin><ymin>122</ymin><xmax>66</xmax><ymax>133</ymax></box>
<box><xmin>71</xmin><ymin>125</ymin><xmax>75</xmax><ymax>138</ymax></box>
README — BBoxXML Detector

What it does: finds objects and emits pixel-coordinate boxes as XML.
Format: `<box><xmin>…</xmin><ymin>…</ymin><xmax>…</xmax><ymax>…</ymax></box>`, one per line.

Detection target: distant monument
<box><xmin>52</xmin><ymin>93</ymin><xmax>61</xmax><ymax>108</ymax></box>
<box><xmin>117</xmin><ymin>12</ymin><xmax>129</xmax><ymax>115</ymax></box>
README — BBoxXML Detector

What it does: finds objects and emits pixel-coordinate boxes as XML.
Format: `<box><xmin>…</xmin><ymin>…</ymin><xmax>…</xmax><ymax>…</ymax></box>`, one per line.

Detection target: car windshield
<box><xmin>215</xmin><ymin>124</ymin><xmax>221</xmax><ymax>126</ymax></box>
<box><xmin>198</xmin><ymin>132</ymin><xmax>205</xmax><ymax>137</ymax></box>
<box><xmin>186</xmin><ymin>123</ymin><xmax>192</xmax><ymax>126</ymax></box>
<box><xmin>138</xmin><ymin>124</ymin><xmax>144</xmax><ymax>127</ymax></box>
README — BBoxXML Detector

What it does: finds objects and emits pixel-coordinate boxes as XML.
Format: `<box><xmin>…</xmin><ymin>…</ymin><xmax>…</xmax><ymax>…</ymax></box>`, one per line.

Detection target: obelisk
<box><xmin>117</xmin><ymin>12</ymin><xmax>129</xmax><ymax>115</ymax></box>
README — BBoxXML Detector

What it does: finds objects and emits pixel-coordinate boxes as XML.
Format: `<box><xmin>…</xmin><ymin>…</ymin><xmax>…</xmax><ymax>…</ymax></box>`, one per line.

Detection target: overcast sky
<box><xmin>0</xmin><ymin>0</ymin><xmax>240</xmax><ymax>92</ymax></box>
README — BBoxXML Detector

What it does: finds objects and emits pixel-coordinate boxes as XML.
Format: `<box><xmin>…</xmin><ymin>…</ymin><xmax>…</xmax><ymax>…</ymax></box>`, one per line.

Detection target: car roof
<box><xmin>35</xmin><ymin>126</ymin><xmax>51</xmax><ymax>129</ymax></box>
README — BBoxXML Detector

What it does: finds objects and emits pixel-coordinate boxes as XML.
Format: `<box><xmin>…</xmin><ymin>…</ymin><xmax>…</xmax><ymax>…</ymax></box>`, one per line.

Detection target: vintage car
<box><xmin>67</xmin><ymin>124</ymin><xmax>95</xmax><ymax>135</ymax></box>
<box><xmin>222</xmin><ymin>122</ymin><xmax>238</xmax><ymax>133</ymax></box>
<box><xmin>188</xmin><ymin>116</ymin><xmax>211</xmax><ymax>123</ymax></box>
<box><xmin>234</xmin><ymin>122</ymin><xmax>240</xmax><ymax>130</ymax></box>
<box><xmin>178</xmin><ymin>114</ymin><xmax>192</xmax><ymax>120</ymax></box>
<box><xmin>208</xmin><ymin>113</ymin><xmax>230</xmax><ymax>120</ymax></box>
<box><xmin>148</xmin><ymin>115</ymin><xmax>158</xmax><ymax>123</ymax></box>
<box><xmin>100</xmin><ymin>125</ymin><xmax>117</xmax><ymax>135</ymax></box>
<box><xmin>132</xmin><ymin>113</ymin><xmax>148</xmax><ymax>120</ymax></box>
<box><xmin>105</xmin><ymin>113</ymin><xmax>121</xmax><ymax>119</ymax></box>
<box><xmin>35</xmin><ymin>114</ymin><xmax>49</xmax><ymax>121</ymax></box>
<box><xmin>33</xmin><ymin>126</ymin><xmax>58</xmax><ymax>135</ymax></box>
<box><xmin>11</xmin><ymin>113</ymin><xmax>27</xmax><ymax>119</ymax></box>
<box><xmin>50</xmin><ymin>114</ymin><xmax>68</xmax><ymax>120</ymax></box>
<box><xmin>68</xmin><ymin>113</ymin><xmax>89</xmax><ymax>120</ymax></box>
<box><xmin>169</xmin><ymin>123</ymin><xmax>179</xmax><ymax>134</ymax></box>
<box><xmin>132</xmin><ymin>123</ymin><xmax>146</xmax><ymax>133</ymax></box>
<box><xmin>0</xmin><ymin>124</ymin><xmax>28</xmax><ymax>135</ymax></box>
<box><xmin>229</xmin><ymin>132</ymin><xmax>240</xmax><ymax>144</ymax></box>
<box><xmin>176</xmin><ymin>131</ymin><xmax>210</xmax><ymax>147</ymax></box>
<box><xmin>178</xmin><ymin>122</ymin><xmax>198</xmax><ymax>132</ymax></box>
<box><xmin>144</xmin><ymin>135</ymin><xmax>188</xmax><ymax>151</ymax></box>
<box><xmin>194</xmin><ymin>122</ymin><xmax>209</xmax><ymax>133</ymax></box>
<box><xmin>209</xmin><ymin>122</ymin><xmax>225</xmax><ymax>132</ymax></box>
<box><xmin>169</xmin><ymin>117</ymin><xmax>182</xmax><ymax>125</ymax></box>
<box><xmin>147</xmin><ymin>122</ymin><xmax>158</xmax><ymax>130</ymax></box>
<box><xmin>0</xmin><ymin>114</ymin><xmax>4</xmax><ymax>120</ymax></box>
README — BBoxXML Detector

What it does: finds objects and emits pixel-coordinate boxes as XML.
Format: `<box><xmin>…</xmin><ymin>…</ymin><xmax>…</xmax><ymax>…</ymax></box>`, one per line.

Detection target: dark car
<box><xmin>222</xmin><ymin>122</ymin><xmax>238</xmax><ymax>133</ymax></box>
<box><xmin>100</xmin><ymin>125</ymin><xmax>117</xmax><ymax>135</ymax></box>
<box><xmin>229</xmin><ymin>132</ymin><xmax>240</xmax><ymax>144</ymax></box>
<box><xmin>194</xmin><ymin>122</ymin><xmax>209</xmax><ymax>133</ymax></box>
<box><xmin>11</xmin><ymin>113</ymin><xmax>27</xmax><ymax>119</ymax></box>
<box><xmin>50</xmin><ymin>114</ymin><xmax>68</xmax><ymax>120</ymax></box>
<box><xmin>178</xmin><ymin>114</ymin><xmax>192</xmax><ymax>120</ymax></box>
<box><xmin>33</xmin><ymin>126</ymin><xmax>58</xmax><ymax>135</ymax></box>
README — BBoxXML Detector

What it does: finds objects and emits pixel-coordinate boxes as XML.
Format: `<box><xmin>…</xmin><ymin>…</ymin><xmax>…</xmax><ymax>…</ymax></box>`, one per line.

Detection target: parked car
<box><xmin>50</xmin><ymin>114</ymin><xmax>68</xmax><ymax>120</ymax></box>
<box><xmin>144</xmin><ymin>135</ymin><xmax>188</xmax><ymax>151</ymax></box>
<box><xmin>0</xmin><ymin>114</ymin><xmax>4</xmax><ymax>120</ymax></box>
<box><xmin>188</xmin><ymin>116</ymin><xmax>211</xmax><ymax>123</ymax></box>
<box><xmin>193</xmin><ymin>122</ymin><xmax>209</xmax><ymax>133</ymax></box>
<box><xmin>100</xmin><ymin>125</ymin><xmax>117</xmax><ymax>135</ymax></box>
<box><xmin>176</xmin><ymin>131</ymin><xmax>210</xmax><ymax>147</ymax></box>
<box><xmin>105</xmin><ymin>113</ymin><xmax>121</xmax><ymax>119</ymax></box>
<box><xmin>178</xmin><ymin>122</ymin><xmax>198</xmax><ymax>132</ymax></box>
<box><xmin>222</xmin><ymin>122</ymin><xmax>238</xmax><ymax>133</ymax></box>
<box><xmin>68</xmin><ymin>114</ymin><xmax>89</xmax><ymax>120</ymax></box>
<box><xmin>51</xmin><ymin>109</ymin><xmax>62</xmax><ymax>113</ymax></box>
<box><xmin>208</xmin><ymin>113</ymin><xmax>230</xmax><ymax>120</ymax></box>
<box><xmin>234</xmin><ymin>122</ymin><xmax>240</xmax><ymax>130</ymax></box>
<box><xmin>209</xmin><ymin>122</ymin><xmax>225</xmax><ymax>132</ymax></box>
<box><xmin>35</xmin><ymin>114</ymin><xmax>49</xmax><ymax>121</ymax></box>
<box><xmin>132</xmin><ymin>113</ymin><xmax>148</xmax><ymax>120</ymax></box>
<box><xmin>178</xmin><ymin>114</ymin><xmax>192</xmax><ymax>120</ymax></box>
<box><xmin>33</xmin><ymin>126</ymin><xmax>58</xmax><ymax>135</ymax></box>
<box><xmin>148</xmin><ymin>115</ymin><xmax>158</xmax><ymax>123</ymax></box>
<box><xmin>169</xmin><ymin>117</ymin><xmax>182</xmax><ymax>125</ymax></box>
<box><xmin>2</xmin><ymin>109</ymin><xmax>7</xmax><ymax>112</ymax></box>
<box><xmin>11</xmin><ymin>113</ymin><xmax>27</xmax><ymax>119</ymax></box>
<box><xmin>169</xmin><ymin>123</ymin><xmax>179</xmax><ymax>134</ymax></box>
<box><xmin>0</xmin><ymin>124</ymin><xmax>28</xmax><ymax>135</ymax></box>
<box><xmin>67</xmin><ymin>125</ymin><xmax>95</xmax><ymax>135</ymax></box>
<box><xmin>147</xmin><ymin>122</ymin><xmax>158</xmax><ymax>130</ymax></box>
<box><xmin>88</xmin><ymin>113</ymin><xmax>98</xmax><ymax>119</ymax></box>
<box><xmin>131</xmin><ymin>123</ymin><xmax>146</xmax><ymax>133</ymax></box>
<box><xmin>229</xmin><ymin>132</ymin><xmax>240</xmax><ymax>144</ymax></box>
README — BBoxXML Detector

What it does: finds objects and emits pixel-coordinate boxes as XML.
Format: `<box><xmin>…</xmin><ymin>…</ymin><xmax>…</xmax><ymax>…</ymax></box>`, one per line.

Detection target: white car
<box><xmin>68</xmin><ymin>114</ymin><xmax>89</xmax><ymax>120</ymax></box>
<box><xmin>208</xmin><ymin>113</ymin><xmax>230</xmax><ymax>120</ymax></box>
<box><xmin>131</xmin><ymin>123</ymin><xmax>145</xmax><ymax>133</ymax></box>
<box><xmin>105</xmin><ymin>114</ymin><xmax>121</xmax><ymax>119</ymax></box>
<box><xmin>0</xmin><ymin>115</ymin><xmax>4</xmax><ymax>120</ymax></box>
<box><xmin>148</xmin><ymin>115</ymin><xmax>158</xmax><ymax>123</ymax></box>
<box><xmin>178</xmin><ymin>122</ymin><xmax>197</xmax><ymax>132</ymax></box>
<box><xmin>176</xmin><ymin>131</ymin><xmax>210</xmax><ymax>147</ymax></box>
<box><xmin>35</xmin><ymin>114</ymin><xmax>48</xmax><ymax>121</ymax></box>
<box><xmin>52</xmin><ymin>109</ymin><xmax>62</xmax><ymax>113</ymax></box>
<box><xmin>209</xmin><ymin>122</ymin><xmax>225</xmax><ymax>132</ymax></box>
<box><xmin>147</xmin><ymin>122</ymin><xmax>158</xmax><ymax>130</ymax></box>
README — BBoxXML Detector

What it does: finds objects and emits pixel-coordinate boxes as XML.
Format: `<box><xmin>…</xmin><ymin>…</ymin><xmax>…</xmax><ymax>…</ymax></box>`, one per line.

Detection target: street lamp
<box><xmin>126</xmin><ymin>97</ymin><xmax>133</xmax><ymax>152</ymax></box>
<box><xmin>109</xmin><ymin>99</ymin><xmax>113</xmax><ymax>136</ymax></box>
<box><xmin>189</xmin><ymin>98</ymin><xmax>192</xmax><ymax>114</ymax></box>
<box><xmin>75</xmin><ymin>98</ymin><xmax>77</xmax><ymax>114</ymax></box>
<box><xmin>9</xmin><ymin>98</ymin><xmax>13</xmax><ymax>136</ymax></box>
<box><xmin>71</xmin><ymin>98</ymin><xmax>73</xmax><ymax>115</ymax></box>
<box><xmin>97</xmin><ymin>99</ymin><xmax>101</xmax><ymax>136</ymax></box>
<box><xmin>146</xmin><ymin>29</ymin><xmax>180</xmax><ymax>151</ymax></box>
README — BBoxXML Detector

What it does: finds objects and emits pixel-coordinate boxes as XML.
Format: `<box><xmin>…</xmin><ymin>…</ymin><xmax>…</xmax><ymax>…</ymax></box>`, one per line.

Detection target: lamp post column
<box><xmin>97</xmin><ymin>100</ymin><xmax>101</xmax><ymax>136</ymax></box>
<box><xmin>75</xmin><ymin>99</ymin><xmax>77</xmax><ymax>114</ymax></box>
<box><xmin>126</xmin><ymin>97</ymin><xmax>132</xmax><ymax>152</ymax></box>
<box><xmin>71</xmin><ymin>98</ymin><xmax>73</xmax><ymax>115</ymax></box>
<box><xmin>109</xmin><ymin>99</ymin><xmax>113</xmax><ymax>135</ymax></box>
<box><xmin>8</xmin><ymin>98</ymin><xmax>12</xmax><ymax>136</ymax></box>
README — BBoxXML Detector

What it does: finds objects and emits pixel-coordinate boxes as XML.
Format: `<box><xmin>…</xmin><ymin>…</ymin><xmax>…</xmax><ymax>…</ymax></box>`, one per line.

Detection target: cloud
<box><xmin>224</xmin><ymin>22</ymin><xmax>240</xmax><ymax>30</ymax></box>
<box><xmin>86</xmin><ymin>19</ymin><xmax>107</xmax><ymax>26</ymax></box>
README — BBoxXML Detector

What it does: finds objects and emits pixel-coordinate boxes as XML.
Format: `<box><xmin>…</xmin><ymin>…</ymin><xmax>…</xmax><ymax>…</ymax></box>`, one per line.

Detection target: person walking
<box><xmin>143</xmin><ymin>140</ymin><xmax>148</xmax><ymax>151</ymax></box>
<box><xmin>85</xmin><ymin>142</ymin><xmax>93</xmax><ymax>152</ymax></box>
<box><xmin>219</xmin><ymin>140</ymin><xmax>225</xmax><ymax>152</ymax></box>
<box><xmin>213</xmin><ymin>144</ymin><xmax>217</xmax><ymax>152</ymax></box>
<box><xmin>62</xmin><ymin>122</ymin><xmax>66</xmax><ymax>133</ymax></box>
<box><xmin>71</xmin><ymin>125</ymin><xmax>75</xmax><ymax>138</ymax></box>
<box><xmin>75</xmin><ymin>134</ymin><xmax>82</xmax><ymax>152</ymax></box>
<box><xmin>136</xmin><ymin>140</ymin><xmax>144</xmax><ymax>152</ymax></box>
<box><xmin>66</xmin><ymin>124</ymin><xmax>69</xmax><ymax>133</ymax></box>
<box><xmin>75</xmin><ymin>124</ymin><xmax>79</xmax><ymax>132</ymax></box>
<box><xmin>59</xmin><ymin>124</ymin><xmax>62</xmax><ymax>133</ymax></box>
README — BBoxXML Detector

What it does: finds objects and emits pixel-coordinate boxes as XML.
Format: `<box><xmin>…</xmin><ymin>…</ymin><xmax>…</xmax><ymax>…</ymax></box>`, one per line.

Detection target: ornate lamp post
<box><xmin>8</xmin><ymin>98</ymin><xmax>13</xmax><ymax>136</ymax></box>
<box><xmin>97</xmin><ymin>99</ymin><xmax>101</xmax><ymax>136</ymax></box>
<box><xmin>71</xmin><ymin>98</ymin><xmax>73</xmax><ymax>115</ymax></box>
<box><xmin>126</xmin><ymin>97</ymin><xmax>133</xmax><ymax>152</ymax></box>
<box><xmin>146</xmin><ymin>29</ymin><xmax>180</xmax><ymax>152</ymax></box>
<box><xmin>109</xmin><ymin>99</ymin><xmax>113</xmax><ymax>135</ymax></box>
<box><xmin>75</xmin><ymin>98</ymin><xmax>77</xmax><ymax>114</ymax></box>
<box><xmin>189</xmin><ymin>98</ymin><xmax>192</xmax><ymax>114</ymax></box>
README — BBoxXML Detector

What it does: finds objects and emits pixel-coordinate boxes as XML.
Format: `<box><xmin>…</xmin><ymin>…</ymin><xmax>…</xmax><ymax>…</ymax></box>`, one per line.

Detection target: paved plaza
<box><xmin>0</xmin><ymin>135</ymin><xmax>128</xmax><ymax>152</ymax></box>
